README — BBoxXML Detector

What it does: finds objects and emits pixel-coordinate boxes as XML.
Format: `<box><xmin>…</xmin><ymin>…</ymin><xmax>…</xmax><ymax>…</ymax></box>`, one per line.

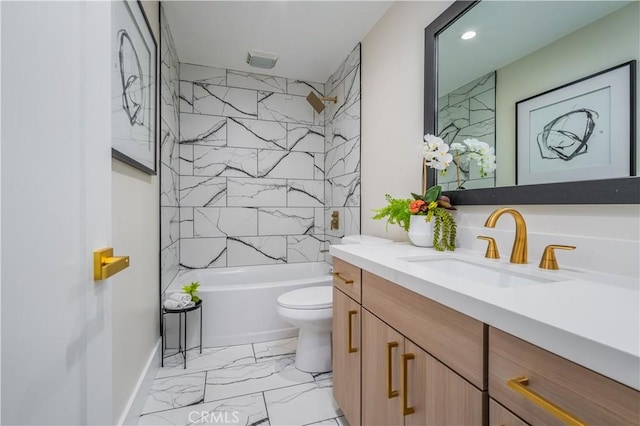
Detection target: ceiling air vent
<box><xmin>246</xmin><ymin>49</ymin><xmax>278</xmax><ymax>69</ymax></box>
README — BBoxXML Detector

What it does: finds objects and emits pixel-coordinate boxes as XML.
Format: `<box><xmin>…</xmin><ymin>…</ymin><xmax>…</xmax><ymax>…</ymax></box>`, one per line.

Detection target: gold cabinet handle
<box><xmin>507</xmin><ymin>376</ymin><xmax>586</xmax><ymax>426</ymax></box>
<box><xmin>387</xmin><ymin>342</ymin><xmax>399</xmax><ymax>398</ymax></box>
<box><xmin>477</xmin><ymin>235</ymin><xmax>500</xmax><ymax>259</ymax></box>
<box><xmin>93</xmin><ymin>248</ymin><xmax>129</xmax><ymax>281</ymax></box>
<box><xmin>333</xmin><ymin>272</ymin><xmax>354</xmax><ymax>285</ymax></box>
<box><xmin>539</xmin><ymin>245</ymin><xmax>576</xmax><ymax>270</ymax></box>
<box><xmin>348</xmin><ymin>310</ymin><xmax>358</xmax><ymax>353</ymax></box>
<box><xmin>402</xmin><ymin>353</ymin><xmax>415</xmax><ymax>416</ymax></box>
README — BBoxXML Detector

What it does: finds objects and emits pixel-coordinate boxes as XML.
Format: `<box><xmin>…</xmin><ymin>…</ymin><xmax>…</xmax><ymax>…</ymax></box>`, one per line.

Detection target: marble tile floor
<box><xmin>139</xmin><ymin>337</ymin><xmax>345</xmax><ymax>426</ymax></box>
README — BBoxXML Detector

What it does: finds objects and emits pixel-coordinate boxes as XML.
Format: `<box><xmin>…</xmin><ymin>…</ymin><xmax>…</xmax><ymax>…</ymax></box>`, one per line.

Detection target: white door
<box><xmin>1</xmin><ymin>2</ymin><xmax>114</xmax><ymax>424</ymax></box>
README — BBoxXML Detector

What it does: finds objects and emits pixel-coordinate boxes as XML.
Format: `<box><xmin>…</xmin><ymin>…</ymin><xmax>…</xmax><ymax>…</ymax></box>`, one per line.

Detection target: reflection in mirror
<box><xmin>434</xmin><ymin>1</ymin><xmax>638</xmax><ymax>192</ymax></box>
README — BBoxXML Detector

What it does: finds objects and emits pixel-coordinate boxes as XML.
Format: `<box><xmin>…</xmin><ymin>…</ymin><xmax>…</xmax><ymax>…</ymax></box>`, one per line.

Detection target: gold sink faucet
<box><xmin>484</xmin><ymin>208</ymin><xmax>528</xmax><ymax>264</ymax></box>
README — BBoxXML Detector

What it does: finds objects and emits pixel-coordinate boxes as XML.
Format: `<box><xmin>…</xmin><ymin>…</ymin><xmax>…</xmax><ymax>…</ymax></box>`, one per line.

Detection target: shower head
<box><xmin>306</xmin><ymin>92</ymin><xmax>338</xmax><ymax>114</ymax></box>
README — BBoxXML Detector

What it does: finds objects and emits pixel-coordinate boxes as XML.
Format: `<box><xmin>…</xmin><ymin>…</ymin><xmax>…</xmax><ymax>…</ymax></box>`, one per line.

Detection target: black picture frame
<box><xmin>111</xmin><ymin>0</ymin><xmax>158</xmax><ymax>175</ymax></box>
<box><xmin>424</xmin><ymin>0</ymin><xmax>639</xmax><ymax>205</ymax></box>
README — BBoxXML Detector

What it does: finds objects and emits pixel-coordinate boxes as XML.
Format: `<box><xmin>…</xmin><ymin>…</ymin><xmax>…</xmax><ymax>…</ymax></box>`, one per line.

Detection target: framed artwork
<box><xmin>112</xmin><ymin>0</ymin><xmax>157</xmax><ymax>175</ymax></box>
<box><xmin>516</xmin><ymin>61</ymin><xmax>635</xmax><ymax>186</ymax></box>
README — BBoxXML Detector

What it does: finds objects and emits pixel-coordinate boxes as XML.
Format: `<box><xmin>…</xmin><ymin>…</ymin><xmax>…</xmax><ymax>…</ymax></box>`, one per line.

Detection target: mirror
<box><xmin>424</xmin><ymin>0</ymin><xmax>639</xmax><ymax>204</ymax></box>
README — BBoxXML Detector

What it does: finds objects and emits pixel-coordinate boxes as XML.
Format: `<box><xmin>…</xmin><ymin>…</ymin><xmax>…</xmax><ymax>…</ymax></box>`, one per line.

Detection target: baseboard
<box><xmin>117</xmin><ymin>338</ymin><xmax>161</xmax><ymax>425</ymax></box>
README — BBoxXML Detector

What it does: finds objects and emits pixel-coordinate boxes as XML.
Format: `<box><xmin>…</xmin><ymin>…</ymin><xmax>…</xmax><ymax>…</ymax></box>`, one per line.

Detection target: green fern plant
<box><xmin>373</xmin><ymin>186</ymin><xmax>457</xmax><ymax>251</ymax></box>
<box><xmin>372</xmin><ymin>194</ymin><xmax>413</xmax><ymax>232</ymax></box>
<box><xmin>182</xmin><ymin>281</ymin><xmax>200</xmax><ymax>303</ymax></box>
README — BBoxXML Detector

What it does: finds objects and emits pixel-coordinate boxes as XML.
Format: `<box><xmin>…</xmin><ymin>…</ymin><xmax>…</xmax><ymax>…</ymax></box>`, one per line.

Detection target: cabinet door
<box><xmin>490</xmin><ymin>398</ymin><xmax>529</xmax><ymax>426</ymax></box>
<box><xmin>333</xmin><ymin>287</ymin><xmax>361</xmax><ymax>425</ymax></box>
<box><xmin>362</xmin><ymin>309</ymin><xmax>404</xmax><ymax>426</ymax></box>
<box><xmin>405</xmin><ymin>340</ymin><xmax>486</xmax><ymax>426</ymax></box>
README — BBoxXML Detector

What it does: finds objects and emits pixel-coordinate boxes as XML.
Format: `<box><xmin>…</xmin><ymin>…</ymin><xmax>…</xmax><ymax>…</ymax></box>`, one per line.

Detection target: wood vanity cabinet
<box><xmin>362</xmin><ymin>309</ymin><xmax>485</xmax><ymax>426</ymax></box>
<box><xmin>331</xmin><ymin>258</ymin><xmax>640</xmax><ymax>426</ymax></box>
<box><xmin>489</xmin><ymin>327</ymin><xmax>640</xmax><ymax>425</ymax></box>
<box><xmin>332</xmin><ymin>259</ymin><xmax>363</xmax><ymax>426</ymax></box>
<box><xmin>489</xmin><ymin>399</ymin><xmax>529</xmax><ymax>426</ymax></box>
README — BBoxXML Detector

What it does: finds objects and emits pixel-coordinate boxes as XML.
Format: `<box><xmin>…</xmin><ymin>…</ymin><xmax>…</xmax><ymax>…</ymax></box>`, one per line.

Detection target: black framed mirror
<box><xmin>424</xmin><ymin>0</ymin><xmax>639</xmax><ymax>204</ymax></box>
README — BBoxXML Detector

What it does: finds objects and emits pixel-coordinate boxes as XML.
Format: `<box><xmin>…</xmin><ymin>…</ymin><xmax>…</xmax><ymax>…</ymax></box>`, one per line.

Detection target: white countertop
<box><xmin>330</xmin><ymin>243</ymin><xmax>640</xmax><ymax>390</ymax></box>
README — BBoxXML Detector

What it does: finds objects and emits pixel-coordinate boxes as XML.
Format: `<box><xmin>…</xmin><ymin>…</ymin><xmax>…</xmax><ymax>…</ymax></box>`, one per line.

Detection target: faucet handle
<box><xmin>477</xmin><ymin>236</ymin><xmax>500</xmax><ymax>259</ymax></box>
<box><xmin>539</xmin><ymin>245</ymin><xmax>576</xmax><ymax>270</ymax></box>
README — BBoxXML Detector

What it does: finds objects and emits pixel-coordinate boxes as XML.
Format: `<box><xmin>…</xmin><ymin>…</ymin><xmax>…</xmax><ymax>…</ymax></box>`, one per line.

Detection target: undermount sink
<box><xmin>400</xmin><ymin>256</ymin><xmax>560</xmax><ymax>288</ymax></box>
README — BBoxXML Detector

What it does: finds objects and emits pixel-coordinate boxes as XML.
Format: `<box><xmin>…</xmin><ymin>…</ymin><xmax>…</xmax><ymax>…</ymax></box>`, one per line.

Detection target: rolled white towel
<box><xmin>163</xmin><ymin>299</ymin><xmax>185</xmax><ymax>310</ymax></box>
<box><xmin>183</xmin><ymin>301</ymin><xmax>195</xmax><ymax>309</ymax></box>
<box><xmin>168</xmin><ymin>293</ymin><xmax>192</xmax><ymax>304</ymax></box>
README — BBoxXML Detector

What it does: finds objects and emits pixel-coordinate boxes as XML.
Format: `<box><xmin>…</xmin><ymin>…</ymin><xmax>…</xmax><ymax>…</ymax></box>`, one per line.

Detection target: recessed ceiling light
<box><xmin>461</xmin><ymin>31</ymin><xmax>476</xmax><ymax>40</ymax></box>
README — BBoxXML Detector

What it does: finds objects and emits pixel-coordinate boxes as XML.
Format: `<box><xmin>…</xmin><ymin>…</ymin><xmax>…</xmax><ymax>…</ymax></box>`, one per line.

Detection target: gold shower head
<box><xmin>306</xmin><ymin>92</ymin><xmax>338</xmax><ymax>114</ymax></box>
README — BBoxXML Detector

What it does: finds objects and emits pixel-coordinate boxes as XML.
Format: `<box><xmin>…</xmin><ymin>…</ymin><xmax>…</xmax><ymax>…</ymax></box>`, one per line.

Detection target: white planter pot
<box><xmin>408</xmin><ymin>215</ymin><xmax>434</xmax><ymax>247</ymax></box>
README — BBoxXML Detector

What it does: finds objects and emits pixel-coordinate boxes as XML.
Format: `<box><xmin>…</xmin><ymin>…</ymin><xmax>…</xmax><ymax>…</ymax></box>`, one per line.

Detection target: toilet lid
<box><xmin>277</xmin><ymin>286</ymin><xmax>333</xmax><ymax>310</ymax></box>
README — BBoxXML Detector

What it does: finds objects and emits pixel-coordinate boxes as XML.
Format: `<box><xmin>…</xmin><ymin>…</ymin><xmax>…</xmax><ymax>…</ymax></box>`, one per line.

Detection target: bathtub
<box><xmin>164</xmin><ymin>262</ymin><xmax>333</xmax><ymax>348</ymax></box>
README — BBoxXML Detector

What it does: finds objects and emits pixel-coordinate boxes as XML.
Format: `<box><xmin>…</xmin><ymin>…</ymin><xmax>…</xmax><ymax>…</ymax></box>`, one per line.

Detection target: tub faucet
<box><xmin>484</xmin><ymin>208</ymin><xmax>528</xmax><ymax>264</ymax></box>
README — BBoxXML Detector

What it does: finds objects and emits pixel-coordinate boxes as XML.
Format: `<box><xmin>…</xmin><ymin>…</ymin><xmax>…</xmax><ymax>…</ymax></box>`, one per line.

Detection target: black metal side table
<box><xmin>162</xmin><ymin>299</ymin><xmax>203</xmax><ymax>369</ymax></box>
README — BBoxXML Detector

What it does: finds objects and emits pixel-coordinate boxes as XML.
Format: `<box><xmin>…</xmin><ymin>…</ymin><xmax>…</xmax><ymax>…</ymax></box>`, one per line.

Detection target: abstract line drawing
<box><xmin>536</xmin><ymin>108</ymin><xmax>598</xmax><ymax>161</ymax></box>
<box><xmin>516</xmin><ymin>61</ymin><xmax>634</xmax><ymax>185</ymax></box>
<box><xmin>111</xmin><ymin>0</ymin><xmax>157</xmax><ymax>175</ymax></box>
<box><xmin>118</xmin><ymin>29</ymin><xmax>145</xmax><ymax>127</ymax></box>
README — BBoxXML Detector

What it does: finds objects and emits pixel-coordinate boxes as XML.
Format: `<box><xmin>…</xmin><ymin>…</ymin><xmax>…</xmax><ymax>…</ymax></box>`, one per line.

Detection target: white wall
<box><xmin>361</xmin><ymin>1</ymin><xmax>639</xmax><ymax>278</ymax></box>
<box><xmin>361</xmin><ymin>0</ymin><xmax>453</xmax><ymax>241</ymax></box>
<box><xmin>495</xmin><ymin>2</ymin><xmax>640</xmax><ymax>186</ymax></box>
<box><xmin>111</xmin><ymin>1</ymin><xmax>160</xmax><ymax>423</ymax></box>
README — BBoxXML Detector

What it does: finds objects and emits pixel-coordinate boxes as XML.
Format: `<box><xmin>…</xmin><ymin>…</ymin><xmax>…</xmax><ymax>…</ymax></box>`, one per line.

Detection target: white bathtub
<box><xmin>164</xmin><ymin>262</ymin><xmax>333</xmax><ymax>348</ymax></box>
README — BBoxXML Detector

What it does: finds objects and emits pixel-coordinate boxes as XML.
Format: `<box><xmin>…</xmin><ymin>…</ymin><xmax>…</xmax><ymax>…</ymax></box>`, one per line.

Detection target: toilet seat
<box><xmin>277</xmin><ymin>286</ymin><xmax>332</xmax><ymax>310</ymax></box>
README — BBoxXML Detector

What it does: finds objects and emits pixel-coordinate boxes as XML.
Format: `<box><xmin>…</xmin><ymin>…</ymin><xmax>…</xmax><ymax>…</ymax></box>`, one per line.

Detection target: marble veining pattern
<box><xmin>161</xmin><ymin>207</ymin><xmax>180</xmax><ymax>250</ymax></box>
<box><xmin>437</xmin><ymin>72</ymin><xmax>495</xmax><ymax>190</ymax></box>
<box><xmin>138</xmin><ymin>337</ymin><xmax>342</xmax><ymax>426</ymax></box>
<box><xmin>179</xmin><ymin>176</ymin><xmax>227</xmax><ymax>207</ymax></box>
<box><xmin>141</xmin><ymin>372</ymin><xmax>206</xmax><ymax>415</ymax></box>
<box><xmin>138</xmin><ymin>393</ymin><xmax>268</xmax><ymax>426</ymax></box>
<box><xmin>179</xmin><ymin>114</ymin><xmax>227</xmax><ymax>146</ymax></box>
<box><xmin>323</xmin><ymin>44</ymin><xmax>361</xmax><ymax>247</ymax></box>
<box><xmin>180</xmin><ymin>237</ymin><xmax>227</xmax><ymax>269</ymax></box>
<box><xmin>258</xmin><ymin>208</ymin><xmax>315</xmax><ymax>236</ymax></box>
<box><xmin>226</xmin><ymin>236</ymin><xmax>287</xmax><ymax>266</ymax></box>
<box><xmin>227</xmin><ymin>70</ymin><xmax>287</xmax><ymax>93</ymax></box>
<box><xmin>160</xmin><ymin>7</ymin><xmax>182</xmax><ymax>295</ymax></box>
<box><xmin>193</xmin><ymin>146</ymin><xmax>258</xmax><ymax>178</ymax></box>
<box><xmin>288</xmin><ymin>124</ymin><xmax>324</xmax><ymax>153</ymax></box>
<box><xmin>178</xmin><ymin>62</ymin><xmax>334</xmax><ymax>268</ymax></box>
<box><xmin>258</xmin><ymin>91</ymin><xmax>314</xmax><ymax>125</ymax></box>
<box><xmin>227</xmin><ymin>117</ymin><xmax>287</xmax><ymax>150</ymax></box>
<box><xmin>257</xmin><ymin>150</ymin><xmax>315</xmax><ymax>179</ymax></box>
<box><xmin>263</xmin><ymin>379</ymin><xmax>341</xmax><ymax>426</ymax></box>
<box><xmin>287</xmin><ymin>79</ymin><xmax>324</xmax><ymax>97</ymax></box>
<box><xmin>193</xmin><ymin>83</ymin><xmax>258</xmax><ymax>119</ymax></box>
<box><xmin>176</xmin><ymin>50</ymin><xmax>362</xmax><ymax>269</ymax></box>
<box><xmin>193</xmin><ymin>207</ymin><xmax>258</xmax><ymax>238</ymax></box>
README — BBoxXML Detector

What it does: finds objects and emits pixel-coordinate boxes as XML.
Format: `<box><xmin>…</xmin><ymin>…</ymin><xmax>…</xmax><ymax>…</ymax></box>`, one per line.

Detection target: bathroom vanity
<box><xmin>330</xmin><ymin>245</ymin><xmax>640</xmax><ymax>425</ymax></box>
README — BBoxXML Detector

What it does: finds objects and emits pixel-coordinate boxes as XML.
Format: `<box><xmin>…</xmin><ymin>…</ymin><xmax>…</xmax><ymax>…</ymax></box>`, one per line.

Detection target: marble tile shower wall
<box><xmin>324</xmin><ymin>44</ymin><xmax>361</xmax><ymax>256</ymax></box>
<box><xmin>437</xmin><ymin>71</ymin><xmax>495</xmax><ymax>191</ymax></box>
<box><xmin>178</xmin><ymin>64</ymin><xmax>329</xmax><ymax>268</ymax></box>
<box><xmin>160</xmin><ymin>5</ymin><xmax>181</xmax><ymax>293</ymax></box>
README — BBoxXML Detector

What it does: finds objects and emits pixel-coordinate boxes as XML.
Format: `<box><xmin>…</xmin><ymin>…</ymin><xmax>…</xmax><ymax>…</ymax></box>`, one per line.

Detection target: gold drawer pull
<box><xmin>402</xmin><ymin>353</ymin><xmax>415</xmax><ymax>416</ymax></box>
<box><xmin>387</xmin><ymin>341</ymin><xmax>399</xmax><ymax>398</ymax></box>
<box><xmin>333</xmin><ymin>272</ymin><xmax>354</xmax><ymax>285</ymax></box>
<box><xmin>507</xmin><ymin>376</ymin><xmax>586</xmax><ymax>426</ymax></box>
<box><xmin>348</xmin><ymin>310</ymin><xmax>358</xmax><ymax>353</ymax></box>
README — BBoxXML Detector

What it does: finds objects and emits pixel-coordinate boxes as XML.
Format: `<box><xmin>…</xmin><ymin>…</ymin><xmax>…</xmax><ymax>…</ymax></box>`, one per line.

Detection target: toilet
<box><xmin>277</xmin><ymin>286</ymin><xmax>333</xmax><ymax>373</ymax></box>
<box><xmin>277</xmin><ymin>235</ymin><xmax>393</xmax><ymax>373</ymax></box>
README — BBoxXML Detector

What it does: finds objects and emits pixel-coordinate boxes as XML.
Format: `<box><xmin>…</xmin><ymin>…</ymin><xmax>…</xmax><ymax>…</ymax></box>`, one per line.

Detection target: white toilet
<box><xmin>277</xmin><ymin>235</ymin><xmax>393</xmax><ymax>373</ymax></box>
<box><xmin>277</xmin><ymin>286</ymin><xmax>333</xmax><ymax>373</ymax></box>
